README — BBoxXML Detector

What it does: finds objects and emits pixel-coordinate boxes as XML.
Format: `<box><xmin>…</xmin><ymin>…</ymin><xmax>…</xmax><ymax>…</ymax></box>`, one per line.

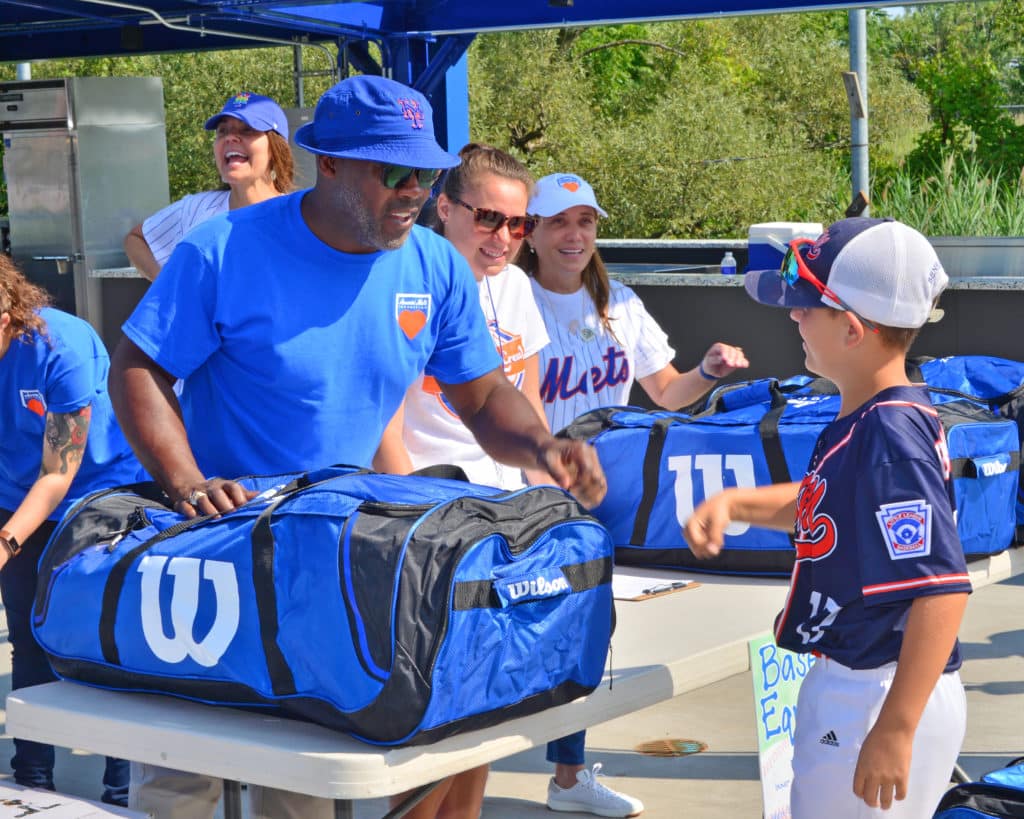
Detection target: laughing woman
<box><xmin>124</xmin><ymin>92</ymin><xmax>294</xmax><ymax>281</ymax></box>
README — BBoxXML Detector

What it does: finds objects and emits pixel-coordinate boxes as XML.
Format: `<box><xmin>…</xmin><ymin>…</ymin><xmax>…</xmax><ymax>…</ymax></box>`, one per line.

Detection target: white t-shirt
<box><xmin>531</xmin><ymin>278</ymin><xmax>675</xmax><ymax>434</ymax></box>
<box><xmin>403</xmin><ymin>264</ymin><xmax>549</xmax><ymax>489</ymax></box>
<box><xmin>142</xmin><ymin>190</ymin><xmax>231</xmax><ymax>267</ymax></box>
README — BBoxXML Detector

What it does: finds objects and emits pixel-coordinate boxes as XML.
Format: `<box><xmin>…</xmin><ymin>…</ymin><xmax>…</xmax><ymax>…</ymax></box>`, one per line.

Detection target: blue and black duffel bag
<box><xmin>934</xmin><ymin>756</ymin><xmax>1024</xmax><ymax>817</ymax></box>
<box><xmin>910</xmin><ymin>355</ymin><xmax>1024</xmax><ymax>539</ymax></box>
<box><xmin>32</xmin><ymin>466</ymin><xmax>614</xmax><ymax>745</ymax></box>
<box><xmin>561</xmin><ymin>365</ymin><xmax>1020</xmax><ymax>575</ymax></box>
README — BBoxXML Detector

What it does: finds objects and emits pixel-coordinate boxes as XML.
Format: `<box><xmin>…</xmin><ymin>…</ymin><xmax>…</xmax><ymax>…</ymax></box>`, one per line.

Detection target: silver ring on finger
<box><xmin>188</xmin><ymin>489</ymin><xmax>208</xmax><ymax>506</ymax></box>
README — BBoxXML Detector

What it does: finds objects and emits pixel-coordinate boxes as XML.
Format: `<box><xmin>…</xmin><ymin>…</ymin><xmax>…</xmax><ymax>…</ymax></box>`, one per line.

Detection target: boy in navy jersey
<box><xmin>684</xmin><ymin>217</ymin><xmax>970</xmax><ymax>818</ymax></box>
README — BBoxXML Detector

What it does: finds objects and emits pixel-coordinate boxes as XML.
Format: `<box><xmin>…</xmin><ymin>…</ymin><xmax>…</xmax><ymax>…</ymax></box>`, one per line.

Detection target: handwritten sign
<box><xmin>749</xmin><ymin>633</ymin><xmax>815</xmax><ymax>819</ymax></box>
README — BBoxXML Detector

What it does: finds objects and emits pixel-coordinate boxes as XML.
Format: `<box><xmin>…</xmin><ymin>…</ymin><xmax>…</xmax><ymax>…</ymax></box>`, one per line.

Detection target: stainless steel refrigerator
<box><xmin>1</xmin><ymin>76</ymin><xmax>169</xmax><ymax>345</ymax></box>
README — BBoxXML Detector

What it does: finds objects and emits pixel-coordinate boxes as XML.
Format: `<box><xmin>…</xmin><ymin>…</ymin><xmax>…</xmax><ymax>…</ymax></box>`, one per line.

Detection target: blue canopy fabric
<box><xmin>2</xmin><ymin>0</ymin><xmax>906</xmax><ymax>63</ymax></box>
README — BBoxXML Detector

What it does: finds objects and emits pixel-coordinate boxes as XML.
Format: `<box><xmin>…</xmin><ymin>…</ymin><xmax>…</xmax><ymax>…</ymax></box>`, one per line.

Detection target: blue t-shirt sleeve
<box><xmin>424</xmin><ymin>251</ymin><xmax>501</xmax><ymax>384</ymax></box>
<box><xmin>122</xmin><ymin>237</ymin><xmax>222</xmax><ymax>379</ymax></box>
<box><xmin>44</xmin><ymin>323</ymin><xmax>102</xmax><ymax>414</ymax></box>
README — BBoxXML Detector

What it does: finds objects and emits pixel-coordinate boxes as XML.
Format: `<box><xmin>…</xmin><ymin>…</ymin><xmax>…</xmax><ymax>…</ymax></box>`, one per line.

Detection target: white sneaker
<box><xmin>546</xmin><ymin>763</ymin><xmax>644</xmax><ymax>817</ymax></box>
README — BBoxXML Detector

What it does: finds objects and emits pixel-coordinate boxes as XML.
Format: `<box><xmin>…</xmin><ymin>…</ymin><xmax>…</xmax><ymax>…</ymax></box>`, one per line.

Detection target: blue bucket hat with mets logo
<box><xmin>204</xmin><ymin>92</ymin><xmax>288</xmax><ymax>140</ymax></box>
<box><xmin>293</xmin><ymin>75</ymin><xmax>460</xmax><ymax>170</ymax></box>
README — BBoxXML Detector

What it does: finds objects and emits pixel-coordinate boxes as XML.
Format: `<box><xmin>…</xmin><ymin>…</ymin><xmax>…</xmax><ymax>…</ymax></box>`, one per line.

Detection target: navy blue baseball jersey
<box><xmin>774</xmin><ymin>385</ymin><xmax>972</xmax><ymax>670</ymax></box>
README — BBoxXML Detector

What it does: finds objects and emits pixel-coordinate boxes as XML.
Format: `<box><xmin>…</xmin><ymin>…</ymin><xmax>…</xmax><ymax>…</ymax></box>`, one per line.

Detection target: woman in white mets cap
<box><xmin>125</xmin><ymin>91</ymin><xmax>295</xmax><ymax>281</ymax></box>
<box><xmin>518</xmin><ymin>173</ymin><xmax>750</xmax><ymax>434</ymax></box>
<box><xmin>515</xmin><ymin>175</ymin><xmax>748</xmax><ymax>816</ymax></box>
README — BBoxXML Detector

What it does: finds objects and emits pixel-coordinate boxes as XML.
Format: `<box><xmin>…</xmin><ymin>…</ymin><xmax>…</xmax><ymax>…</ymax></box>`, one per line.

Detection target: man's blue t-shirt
<box><xmin>122</xmin><ymin>191</ymin><xmax>500</xmax><ymax>478</ymax></box>
<box><xmin>0</xmin><ymin>308</ymin><xmax>142</xmax><ymax>519</ymax></box>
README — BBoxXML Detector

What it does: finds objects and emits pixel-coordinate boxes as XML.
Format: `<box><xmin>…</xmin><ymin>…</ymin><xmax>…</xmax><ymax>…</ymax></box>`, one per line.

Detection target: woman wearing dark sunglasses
<box><xmin>377</xmin><ymin>143</ymin><xmax>552</xmax><ymax>818</ymax></box>
<box><xmin>385</xmin><ymin>144</ymin><xmax>551</xmax><ymax>492</ymax></box>
<box><xmin>518</xmin><ymin>175</ymin><xmax>749</xmax><ymax>817</ymax></box>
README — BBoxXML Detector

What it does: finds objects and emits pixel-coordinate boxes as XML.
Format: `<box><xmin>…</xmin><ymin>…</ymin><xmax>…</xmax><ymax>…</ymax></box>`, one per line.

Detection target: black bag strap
<box><xmin>757</xmin><ymin>383</ymin><xmax>795</xmax><ymax>486</ymax></box>
<box><xmin>246</xmin><ymin>465</ymin><xmax>378</xmax><ymax>696</ymax></box>
<box><xmin>410</xmin><ymin>464</ymin><xmax>469</xmax><ymax>482</ymax></box>
<box><xmin>755</xmin><ymin>385</ymin><xmax>798</xmax><ymax>548</ymax></box>
<box><xmin>950</xmin><ymin>451</ymin><xmax>1022</xmax><ymax>479</ymax></box>
<box><xmin>250</xmin><ymin>491</ymin><xmax>298</xmax><ymax>697</ymax></box>
<box><xmin>249</xmin><ymin>469</ymin><xmax>366</xmax><ymax>697</ymax></box>
<box><xmin>451</xmin><ymin>556</ymin><xmax>613</xmax><ymax>610</ymax></box>
<box><xmin>905</xmin><ymin>354</ymin><xmax>932</xmax><ymax>383</ymax></box>
<box><xmin>630</xmin><ymin>417</ymin><xmax>675</xmax><ymax>545</ymax></box>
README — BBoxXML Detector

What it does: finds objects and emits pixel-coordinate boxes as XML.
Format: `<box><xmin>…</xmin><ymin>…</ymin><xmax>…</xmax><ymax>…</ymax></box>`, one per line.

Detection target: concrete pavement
<box><xmin>0</xmin><ymin>572</ymin><xmax>1021</xmax><ymax>818</ymax></box>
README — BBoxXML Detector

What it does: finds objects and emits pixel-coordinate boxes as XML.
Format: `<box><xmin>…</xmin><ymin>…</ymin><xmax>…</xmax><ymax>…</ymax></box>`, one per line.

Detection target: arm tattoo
<box><xmin>41</xmin><ymin>405</ymin><xmax>92</xmax><ymax>476</ymax></box>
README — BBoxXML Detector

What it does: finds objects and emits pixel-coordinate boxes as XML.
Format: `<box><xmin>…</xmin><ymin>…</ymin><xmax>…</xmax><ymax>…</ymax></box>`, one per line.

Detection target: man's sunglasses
<box><xmin>379</xmin><ymin>164</ymin><xmax>443</xmax><ymax>190</ymax></box>
<box><xmin>782</xmin><ymin>238</ymin><xmax>879</xmax><ymax>333</ymax></box>
<box><xmin>449</xmin><ymin>195</ymin><xmax>538</xmax><ymax>239</ymax></box>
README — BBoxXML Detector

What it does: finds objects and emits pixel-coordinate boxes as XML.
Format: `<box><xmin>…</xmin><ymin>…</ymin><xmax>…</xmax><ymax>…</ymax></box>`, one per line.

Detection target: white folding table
<box><xmin>7</xmin><ymin>550</ymin><xmax>1022</xmax><ymax>817</ymax></box>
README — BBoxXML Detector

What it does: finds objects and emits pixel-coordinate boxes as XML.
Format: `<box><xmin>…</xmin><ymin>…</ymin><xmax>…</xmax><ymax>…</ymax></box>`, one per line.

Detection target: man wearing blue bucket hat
<box><xmin>111</xmin><ymin>74</ymin><xmax>608</xmax><ymax>819</ymax></box>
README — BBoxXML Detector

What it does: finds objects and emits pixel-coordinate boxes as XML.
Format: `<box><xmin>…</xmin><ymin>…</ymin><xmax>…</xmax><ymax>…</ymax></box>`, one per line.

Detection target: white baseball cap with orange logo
<box><xmin>528</xmin><ymin>173</ymin><xmax>609</xmax><ymax>218</ymax></box>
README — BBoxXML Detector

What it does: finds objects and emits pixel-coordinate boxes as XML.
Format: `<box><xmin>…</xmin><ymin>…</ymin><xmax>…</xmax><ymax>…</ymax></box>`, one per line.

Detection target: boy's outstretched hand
<box><xmin>682</xmin><ymin>491</ymin><xmax>735</xmax><ymax>559</ymax></box>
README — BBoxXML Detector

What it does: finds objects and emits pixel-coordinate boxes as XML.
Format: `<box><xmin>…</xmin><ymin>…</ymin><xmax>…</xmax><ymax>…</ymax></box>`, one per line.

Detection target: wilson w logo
<box><xmin>669</xmin><ymin>454</ymin><xmax>757</xmax><ymax>535</ymax></box>
<box><xmin>138</xmin><ymin>556</ymin><xmax>240</xmax><ymax>667</ymax></box>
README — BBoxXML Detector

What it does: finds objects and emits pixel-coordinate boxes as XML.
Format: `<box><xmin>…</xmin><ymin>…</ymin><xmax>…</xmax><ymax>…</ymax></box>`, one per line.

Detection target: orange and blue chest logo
<box><xmin>396</xmin><ymin>293</ymin><xmax>431</xmax><ymax>340</ymax></box>
<box><xmin>493</xmin><ymin>323</ymin><xmax>526</xmax><ymax>389</ymax></box>
<box><xmin>20</xmin><ymin>389</ymin><xmax>46</xmax><ymax>417</ymax></box>
<box><xmin>795</xmin><ymin>473</ymin><xmax>837</xmax><ymax>561</ymax></box>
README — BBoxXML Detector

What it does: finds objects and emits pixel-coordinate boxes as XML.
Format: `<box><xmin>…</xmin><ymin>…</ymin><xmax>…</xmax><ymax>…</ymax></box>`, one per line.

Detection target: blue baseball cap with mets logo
<box><xmin>204</xmin><ymin>92</ymin><xmax>288</xmax><ymax>140</ymax></box>
<box><xmin>293</xmin><ymin>75</ymin><xmax>460</xmax><ymax>169</ymax></box>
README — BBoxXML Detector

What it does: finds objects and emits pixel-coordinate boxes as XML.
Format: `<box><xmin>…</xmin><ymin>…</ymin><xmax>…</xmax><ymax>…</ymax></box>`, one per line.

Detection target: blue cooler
<box><xmin>746</xmin><ymin>222</ymin><xmax>823</xmax><ymax>273</ymax></box>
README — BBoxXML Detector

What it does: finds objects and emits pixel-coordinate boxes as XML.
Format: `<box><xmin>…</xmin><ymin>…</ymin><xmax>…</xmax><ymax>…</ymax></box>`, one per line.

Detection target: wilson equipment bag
<box><xmin>934</xmin><ymin>757</ymin><xmax>1024</xmax><ymax>818</ymax></box>
<box><xmin>32</xmin><ymin>466</ymin><xmax>615</xmax><ymax>745</ymax></box>
<box><xmin>561</xmin><ymin>374</ymin><xmax>1019</xmax><ymax>575</ymax></box>
<box><xmin>910</xmin><ymin>355</ymin><xmax>1024</xmax><ymax>538</ymax></box>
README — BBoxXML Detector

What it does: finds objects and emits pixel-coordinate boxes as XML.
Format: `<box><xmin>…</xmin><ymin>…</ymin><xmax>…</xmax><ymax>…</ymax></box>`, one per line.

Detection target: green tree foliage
<box><xmin>469</xmin><ymin>15</ymin><xmax>926</xmax><ymax>237</ymax></box>
<box><xmin>873</xmin><ymin>2</ymin><xmax>1024</xmax><ymax>184</ymax></box>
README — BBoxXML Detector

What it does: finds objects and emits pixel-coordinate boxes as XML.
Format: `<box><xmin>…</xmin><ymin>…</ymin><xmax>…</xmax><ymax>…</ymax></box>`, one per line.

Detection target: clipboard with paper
<box><xmin>611</xmin><ymin>569</ymin><xmax>701</xmax><ymax>601</ymax></box>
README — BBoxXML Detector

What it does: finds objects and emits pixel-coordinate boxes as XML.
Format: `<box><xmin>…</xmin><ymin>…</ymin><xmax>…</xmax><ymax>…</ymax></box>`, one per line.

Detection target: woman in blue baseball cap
<box><xmin>125</xmin><ymin>91</ymin><xmax>295</xmax><ymax>281</ymax></box>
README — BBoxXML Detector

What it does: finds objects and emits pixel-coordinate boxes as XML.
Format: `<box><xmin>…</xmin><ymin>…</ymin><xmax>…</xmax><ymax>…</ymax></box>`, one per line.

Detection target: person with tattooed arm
<box><xmin>0</xmin><ymin>254</ymin><xmax>142</xmax><ymax>805</ymax></box>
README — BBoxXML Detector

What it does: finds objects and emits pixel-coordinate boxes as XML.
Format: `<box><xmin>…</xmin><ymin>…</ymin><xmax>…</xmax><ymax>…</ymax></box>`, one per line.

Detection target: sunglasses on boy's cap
<box><xmin>779</xmin><ymin>238</ymin><xmax>880</xmax><ymax>333</ymax></box>
<box><xmin>743</xmin><ymin>217</ymin><xmax>948</xmax><ymax>330</ymax></box>
<box><xmin>448</xmin><ymin>195</ymin><xmax>538</xmax><ymax>239</ymax></box>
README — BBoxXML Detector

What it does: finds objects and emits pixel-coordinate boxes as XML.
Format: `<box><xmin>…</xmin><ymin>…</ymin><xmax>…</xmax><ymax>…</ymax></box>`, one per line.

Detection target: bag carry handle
<box><xmin>630</xmin><ymin>417</ymin><xmax>675</xmax><ymax>545</ymax></box>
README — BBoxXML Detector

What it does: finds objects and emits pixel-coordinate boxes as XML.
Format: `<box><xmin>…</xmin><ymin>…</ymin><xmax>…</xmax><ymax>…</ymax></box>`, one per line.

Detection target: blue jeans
<box><xmin>0</xmin><ymin>511</ymin><xmax>129</xmax><ymax>805</ymax></box>
<box><xmin>546</xmin><ymin>730</ymin><xmax>586</xmax><ymax>766</ymax></box>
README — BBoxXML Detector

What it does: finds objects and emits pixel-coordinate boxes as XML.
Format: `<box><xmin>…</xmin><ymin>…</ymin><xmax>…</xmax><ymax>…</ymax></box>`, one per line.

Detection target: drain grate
<box><xmin>635</xmin><ymin>738</ymin><xmax>708</xmax><ymax>757</ymax></box>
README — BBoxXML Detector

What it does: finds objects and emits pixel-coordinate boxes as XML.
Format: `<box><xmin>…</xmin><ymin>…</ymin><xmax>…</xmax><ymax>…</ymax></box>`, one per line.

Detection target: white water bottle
<box><xmin>720</xmin><ymin>251</ymin><xmax>737</xmax><ymax>276</ymax></box>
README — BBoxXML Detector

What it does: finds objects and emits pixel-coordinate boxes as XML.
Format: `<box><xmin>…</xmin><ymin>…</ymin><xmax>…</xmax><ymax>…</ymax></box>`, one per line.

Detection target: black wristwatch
<box><xmin>0</xmin><ymin>529</ymin><xmax>21</xmax><ymax>559</ymax></box>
